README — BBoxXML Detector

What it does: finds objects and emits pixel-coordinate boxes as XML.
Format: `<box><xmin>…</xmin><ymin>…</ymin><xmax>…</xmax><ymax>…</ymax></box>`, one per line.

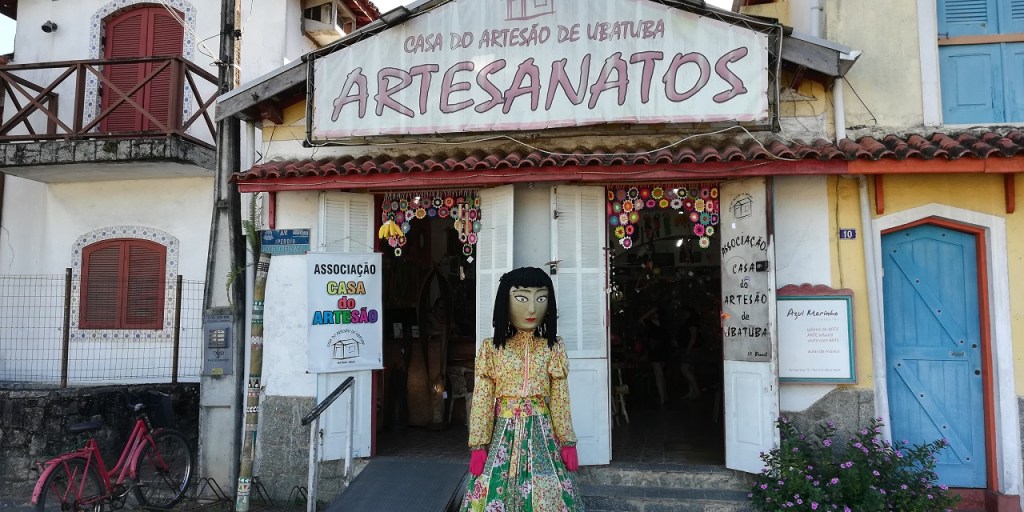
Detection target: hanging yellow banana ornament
<box><xmin>378</xmin><ymin>219</ymin><xmax>403</xmax><ymax>239</ymax></box>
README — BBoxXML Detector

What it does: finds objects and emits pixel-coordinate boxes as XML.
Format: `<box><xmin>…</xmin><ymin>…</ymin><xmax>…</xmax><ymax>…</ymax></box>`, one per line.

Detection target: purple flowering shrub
<box><xmin>748</xmin><ymin>417</ymin><xmax>959</xmax><ymax>511</ymax></box>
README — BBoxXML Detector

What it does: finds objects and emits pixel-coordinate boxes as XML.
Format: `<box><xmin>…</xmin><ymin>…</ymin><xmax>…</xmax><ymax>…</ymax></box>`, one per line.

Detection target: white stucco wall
<box><xmin>240</xmin><ymin>0</ymin><xmax>317</xmax><ymax>84</ymax></box>
<box><xmin>772</xmin><ymin>175</ymin><xmax>837</xmax><ymax>411</ymax></box>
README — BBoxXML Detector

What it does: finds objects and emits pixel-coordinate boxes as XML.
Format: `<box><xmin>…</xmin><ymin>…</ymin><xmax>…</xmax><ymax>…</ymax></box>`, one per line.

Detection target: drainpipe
<box><xmin>859</xmin><ymin>176</ymin><xmax>890</xmax><ymax>441</ymax></box>
<box><xmin>809</xmin><ymin>0</ymin><xmax>822</xmax><ymax>37</ymax></box>
<box><xmin>834</xmin><ymin>79</ymin><xmax>847</xmax><ymax>143</ymax></box>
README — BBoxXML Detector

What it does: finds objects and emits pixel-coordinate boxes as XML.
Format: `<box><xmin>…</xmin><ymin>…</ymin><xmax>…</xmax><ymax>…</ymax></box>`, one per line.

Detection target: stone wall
<box><xmin>0</xmin><ymin>384</ymin><xmax>199</xmax><ymax>501</ymax></box>
<box><xmin>254</xmin><ymin>395</ymin><xmax>363</xmax><ymax>504</ymax></box>
<box><xmin>783</xmin><ymin>387</ymin><xmax>877</xmax><ymax>440</ymax></box>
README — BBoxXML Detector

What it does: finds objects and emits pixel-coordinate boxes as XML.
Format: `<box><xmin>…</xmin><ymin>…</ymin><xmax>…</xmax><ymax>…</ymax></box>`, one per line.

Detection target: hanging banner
<box><xmin>306</xmin><ymin>252</ymin><xmax>383</xmax><ymax>372</ymax></box>
<box><xmin>311</xmin><ymin>0</ymin><xmax>771</xmax><ymax>139</ymax></box>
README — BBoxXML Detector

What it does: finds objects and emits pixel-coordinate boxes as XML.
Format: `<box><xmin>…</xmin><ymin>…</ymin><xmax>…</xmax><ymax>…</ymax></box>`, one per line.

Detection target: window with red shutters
<box><xmin>100</xmin><ymin>6</ymin><xmax>185</xmax><ymax>133</ymax></box>
<box><xmin>81</xmin><ymin>239</ymin><xmax>166</xmax><ymax>330</ymax></box>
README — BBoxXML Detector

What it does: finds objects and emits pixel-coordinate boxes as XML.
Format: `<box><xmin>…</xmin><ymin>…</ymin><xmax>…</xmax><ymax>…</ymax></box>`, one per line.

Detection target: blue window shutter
<box><xmin>939</xmin><ymin>44</ymin><xmax>1004</xmax><ymax>123</ymax></box>
<box><xmin>938</xmin><ymin>0</ymin><xmax>997</xmax><ymax>37</ymax></box>
<box><xmin>999</xmin><ymin>0</ymin><xmax>1024</xmax><ymax>34</ymax></box>
<box><xmin>1002</xmin><ymin>43</ymin><xmax>1024</xmax><ymax>121</ymax></box>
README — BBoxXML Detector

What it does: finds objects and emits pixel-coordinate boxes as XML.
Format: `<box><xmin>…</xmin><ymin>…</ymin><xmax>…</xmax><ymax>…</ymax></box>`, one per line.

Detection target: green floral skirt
<box><xmin>460</xmin><ymin>397</ymin><xmax>584</xmax><ymax>512</ymax></box>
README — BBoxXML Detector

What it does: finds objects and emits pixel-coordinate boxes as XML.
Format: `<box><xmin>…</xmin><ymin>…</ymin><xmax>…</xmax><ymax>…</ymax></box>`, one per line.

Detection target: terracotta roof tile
<box><xmin>235</xmin><ymin>131</ymin><xmax>1024</xmax><ymax>183</ymax></box>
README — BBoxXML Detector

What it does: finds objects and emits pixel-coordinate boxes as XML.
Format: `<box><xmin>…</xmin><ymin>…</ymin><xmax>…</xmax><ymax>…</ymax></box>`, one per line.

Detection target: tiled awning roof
<box><xmin>233</xmin><ymin>131</ymin><xmax>1024</xmax><ymax>191</ymax></box>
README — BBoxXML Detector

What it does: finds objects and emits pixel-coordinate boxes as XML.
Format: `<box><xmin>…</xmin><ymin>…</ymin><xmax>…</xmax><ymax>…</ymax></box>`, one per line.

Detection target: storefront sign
<box><xmin>311</xmin><ymin>0</ymin><xmax>771</xmax><ymax>139</ymax></box>
<box><xmin>306</xmin><ymin>252</ymin><xmax>383</xmax><ymax>372</ymax></box>
<box><xmin>720</xmin><ymin>180</ymin><xmax>771</xmax><ymax>362</ymax></box>
<box><xmin>778</xmin><ymin>293</ymin><xmax>855</xmax><ymax>383</ymax></box>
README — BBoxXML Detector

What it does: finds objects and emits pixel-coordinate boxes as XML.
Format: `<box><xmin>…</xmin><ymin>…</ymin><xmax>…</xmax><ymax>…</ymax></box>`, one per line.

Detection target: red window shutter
<box><xmin>144</xmin><ymin>9</ymin><xmax>185</xmax><ymax>130</ymax></box>
<box><xmin>80</xmin><ymin>239</ymin><xmax>167</xmax><ymax>330</ymax></box>
<box><xmin>101</xmin><ymin>9</ymin><xmax>147</xmax><ymax>132</ymax></box>
<box><xmin>123</xmin><ymin>241</ymin><xmax>166</xmax><ymax>329</ymax></box>
<box><xmin>81</xmin><ymin>242</ymin><xmax>124</xmax><ymax>329</ymax></box>
<box><xmin>101</xmin><ymin>6</ymin><xmax>184</xmax><ymax>133</ymax></box>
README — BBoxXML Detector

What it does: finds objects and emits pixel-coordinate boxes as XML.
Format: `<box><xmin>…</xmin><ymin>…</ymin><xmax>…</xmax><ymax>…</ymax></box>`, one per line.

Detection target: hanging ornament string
<box><xmin>607</xmin><ymin>182</ymin><xmax>720</xmax><ymax>250</ymax></box>
<box><xmin>379</xmin><ymin>189</ymin><xmax>481</xmax><ymax>259</ymax></box>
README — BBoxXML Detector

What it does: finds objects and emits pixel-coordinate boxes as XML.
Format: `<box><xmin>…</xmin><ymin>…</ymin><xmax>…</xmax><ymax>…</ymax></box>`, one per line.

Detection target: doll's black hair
<box><xmin>491</xmin><ymin>267</ymin><xmax>558</xmax><ymax>349</ymax></box>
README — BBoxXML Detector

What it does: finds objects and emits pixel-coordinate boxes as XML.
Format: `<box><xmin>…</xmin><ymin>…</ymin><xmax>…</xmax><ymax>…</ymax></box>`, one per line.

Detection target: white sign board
<box><xmin>777</xmin><ymin>295</ymin><xmax>855</xmax><ymax>383</ymax></box>
<box><xmin>307</xmin><ymin>252</ymin><xmax>383</xmax><ymax>372</ymax></box>
<box><xmin>311</xmin><ymin>0</ymin><xmax>771</xmax><ymax>139</ymax></box>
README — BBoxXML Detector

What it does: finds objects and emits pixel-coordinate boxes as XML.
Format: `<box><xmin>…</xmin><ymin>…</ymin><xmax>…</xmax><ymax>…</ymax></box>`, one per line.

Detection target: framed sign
<box><xmin>777</xmin><ymin>284</ymin><xmax>855</xmax><ymax>383</ymax></box>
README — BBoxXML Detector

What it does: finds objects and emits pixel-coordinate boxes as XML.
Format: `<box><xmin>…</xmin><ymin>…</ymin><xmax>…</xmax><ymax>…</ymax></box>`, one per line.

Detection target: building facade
<box><xmin>220</xmin><ymin>0</ymin><xmax>1024</xmax><ymax>508</ymax></box>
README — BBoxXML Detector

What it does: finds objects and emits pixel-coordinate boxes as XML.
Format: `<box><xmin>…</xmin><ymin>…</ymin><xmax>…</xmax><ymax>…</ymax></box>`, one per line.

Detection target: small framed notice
<box><xmin>777</xmin><ymin>284</ymin><xmax>855</xmax><ymax>383</ymax></box>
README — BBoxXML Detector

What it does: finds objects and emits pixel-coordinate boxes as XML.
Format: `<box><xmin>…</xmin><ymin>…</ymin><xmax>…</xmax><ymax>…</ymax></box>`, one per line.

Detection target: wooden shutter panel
<box><xmin>101</xmin><ymin>10</ymin><xmax>147</xmax><ymax>132</ymax></box>
<box><xmin>144</xmin><ymin>8</ymin><xmax>185</xmax><ymax>131</ymax></box>
<box><xmin>123</xmin><ymin>241</ymin><xmax>166</xmax><ymax>329</ymax></box>
<box><xmin>999</xmin><ymin>0</ymin><xmax>1024</xmax><ymax>35</ymax></box>
<box><xmin>938</xmin><ymin>0</ymin><xmax>997</xmax><ymax>37</ymax></box>
<box><xmin>939</xmin><ymin>44</ymin><xmax>1004</xmax><ymax>123</ymax></box>
<box><xmin>81</xmin><ymin>242</ymin><xmax>123</xmax><ymax>329</ymax></box>
<box><xmin>1002</xmin><ymin>43</ymin><xmax>1024</xmax><ymax>122</ymax></box>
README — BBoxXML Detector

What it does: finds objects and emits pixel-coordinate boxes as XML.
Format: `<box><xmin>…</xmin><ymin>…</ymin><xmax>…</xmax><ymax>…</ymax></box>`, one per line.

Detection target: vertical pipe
<box><xmin>61</xmin><ymin>268</ymin><xmax>72</xmax><ymax>388</ymax></box>
<box><xmin>346</xmin><ymin>388</ymin><xmax>354</xmax><ymax>484</ymax></box>
<box><xmin>833</xmin><ymin>78</ymin><xmax>847</xmax><ymax>143</ymax></box>
<box><xmin>172</xmin><ymin>275</ymin><xmax>183</xmax><ymax>384</ymax></box>
<box><xmin>859</xmin><ymin>176</ymin><xmax>890</xmax><ymax>440</ymax></box>
<box><xmin>307</xmin><ymin>417</ymin><xmax>320</xmax><ymax>512</ymax></box>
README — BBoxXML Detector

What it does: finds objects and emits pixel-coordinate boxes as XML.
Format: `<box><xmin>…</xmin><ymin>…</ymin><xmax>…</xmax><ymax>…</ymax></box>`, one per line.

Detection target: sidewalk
<box><xmin>0</xmin><ymin>498</ymin><xmax>34</xmax><ymax>512</ymax></box>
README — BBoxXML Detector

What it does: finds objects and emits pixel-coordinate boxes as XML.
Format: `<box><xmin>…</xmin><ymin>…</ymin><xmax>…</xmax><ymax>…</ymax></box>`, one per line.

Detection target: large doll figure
<box><xmin>460</xmin><ymin>267</ymin><xmax>584</xmax><ymax>511</ymax></box>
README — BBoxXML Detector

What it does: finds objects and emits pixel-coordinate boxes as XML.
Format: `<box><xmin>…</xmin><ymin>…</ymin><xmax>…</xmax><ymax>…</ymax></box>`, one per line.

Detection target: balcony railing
<box><xmin>0</xmin><ymin>56</ymin><xmax>219</xmax><ymax>149</ymax></box>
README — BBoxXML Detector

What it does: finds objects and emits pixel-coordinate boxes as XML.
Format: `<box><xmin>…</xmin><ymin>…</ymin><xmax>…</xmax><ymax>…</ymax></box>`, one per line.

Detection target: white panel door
<box><xmin>476</xmin><ymin>185</ymin><xmax>515</xmax><ymax>346</ymax></box>
<box><xmin>719</xmin><ymin>178</ymin><xmax>779</xmax><ymax>474</ymax></box>
<box><xmin>317</xmin><ymin>191</ymin><xmax>375</xmax><ymax>460</ymax></box>
<box><xmin>551</xmin><ymin>185</ymin><xmax>610</xmax><ymax>466</ymax></box>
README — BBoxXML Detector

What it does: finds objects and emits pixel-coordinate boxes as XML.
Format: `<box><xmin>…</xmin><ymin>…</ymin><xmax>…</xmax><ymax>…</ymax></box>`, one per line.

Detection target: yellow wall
<box><xmin>825</xmin><ymin>173</ymin><xmax>1023</xmax><ymax>392</ymax></box>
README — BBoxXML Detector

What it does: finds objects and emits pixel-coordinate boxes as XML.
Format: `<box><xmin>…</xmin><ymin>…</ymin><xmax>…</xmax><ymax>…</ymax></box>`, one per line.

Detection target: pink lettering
<box><xmin>545</xmin><ymin>55</ymin><xmax>591</xmax><ymax>109</ymax></box>
<box><xmin>440</xmin><ymin>61</ymin><xmax>475</xmax><ymax>114</ymax></box>
<box><xmin>375</xmin><ymin>67</ymin><xmax>414</xmax><ymax>118</ymax></box>
<box><xmin>503</xmin><ymin>58</ymin><xmax>542</xmax><ymax>113</ymax></box>
<box><xmin>475</xmin><ymin>60</ymin><xmax>507</xmax><ymax>114</ymax></box>
<box><xmin>663</xmin><ymin>52</ymin><xmax>710</xmax><ymax>102</ymax></box>
<box><xmin>409</xmin><ymin>64</ymin><xmax>439</xmax><ymax>115</ymax></box>
<box><xmin>713</xmin><ymin>47</ymin><xmax>749</xmax><ymax>103</ymax></box>
<box><xmin>588</xmin><ymin>52</ymin><xmax>629</xmax><ymax>109</ymax></box>
<box><xmin>331</xmin><ymin>67</ymin><xmax>368</xmax><ymax>121</ymax></box>
<box><xmin>629</xmin><ymin>51</ymin><xmax>663</xmax><ymax>104</ymax></box>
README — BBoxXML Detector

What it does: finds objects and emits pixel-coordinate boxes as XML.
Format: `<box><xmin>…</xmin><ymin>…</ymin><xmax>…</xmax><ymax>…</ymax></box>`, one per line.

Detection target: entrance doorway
<box><xmin>607</xmin><ymin>184</ymin><xmax>725</xmax><ymax>465</ymax></box>
<box><xmin>374</xmin><ymin>191</ymin><xmax>480</xmax><ymax>460</ymax></box>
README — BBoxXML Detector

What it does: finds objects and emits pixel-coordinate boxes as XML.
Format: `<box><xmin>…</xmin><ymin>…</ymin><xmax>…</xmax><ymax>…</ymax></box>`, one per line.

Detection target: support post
<box><xmin>173</xmin><ymin>275</ymin><xmax>183</xmax><ymax>384</ymax></box>
<box><xmin>237</xmin><ymin>253</ymin><xmax>271</xmax><ymax>512</ymax></box>
<box><xmin>61</xmin><ymin>267</ymin><xmax>71</xmax><ymax>389</ymax></box>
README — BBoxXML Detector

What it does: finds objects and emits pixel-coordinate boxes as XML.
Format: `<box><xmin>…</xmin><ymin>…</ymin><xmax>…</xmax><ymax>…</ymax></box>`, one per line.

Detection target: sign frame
<box><xmin>777</xmin><ymin>284</ymin><xmax>856</xmax><ymax>383</ymax></box>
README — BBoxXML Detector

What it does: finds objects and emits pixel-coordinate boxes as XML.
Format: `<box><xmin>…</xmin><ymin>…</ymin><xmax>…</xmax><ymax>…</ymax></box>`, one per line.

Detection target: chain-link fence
<box><xmin>0</xmin><ymin>272</ymin><xmax>205</xmax><ymax>386</ymax></box>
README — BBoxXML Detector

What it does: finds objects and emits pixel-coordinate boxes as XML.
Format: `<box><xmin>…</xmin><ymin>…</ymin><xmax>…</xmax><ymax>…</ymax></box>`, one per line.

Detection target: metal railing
<box><xmin>301</xmin><ymin>376</ymin><xmax>355</xmax><ymax>512</ymax></box>
<box><xmin>0</xmin><ymin>56</ymin><xmax>218</xmax><ymax>148</ymax></box>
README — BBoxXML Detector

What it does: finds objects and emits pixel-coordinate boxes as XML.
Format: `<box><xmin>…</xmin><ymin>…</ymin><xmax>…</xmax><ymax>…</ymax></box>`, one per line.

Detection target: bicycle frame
<box><xmin>31</xmin><ymin>417</ymin><xmax>160</xmax><ymax>505</ymax></box>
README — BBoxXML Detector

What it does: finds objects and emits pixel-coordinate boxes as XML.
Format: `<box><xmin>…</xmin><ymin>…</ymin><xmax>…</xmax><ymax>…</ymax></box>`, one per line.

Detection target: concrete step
<box><xmin>576</xmin><ymin>462</ymin><xmax>757</xmax><ymax>492</ymax></box>
<box><xmin>582</xmin><ymin>484</ymin><xmax>754</xmax><ymax>512</ymax></box>
<box><xmin>576</xmin><ymin>463</ymin><xmax>756</xmax><ymax>511</ymax></box>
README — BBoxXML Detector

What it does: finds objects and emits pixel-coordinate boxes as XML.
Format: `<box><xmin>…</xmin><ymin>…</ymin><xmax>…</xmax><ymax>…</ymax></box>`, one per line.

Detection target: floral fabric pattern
<box><xmin>461</xmin><ymin>397</ymin><xmax>583</xmax><ymax>511</ymax></box>
<box><xmin>462</xmin><ymin>332</ymin><xmax>582</xmax><ymax>511</ymax></box>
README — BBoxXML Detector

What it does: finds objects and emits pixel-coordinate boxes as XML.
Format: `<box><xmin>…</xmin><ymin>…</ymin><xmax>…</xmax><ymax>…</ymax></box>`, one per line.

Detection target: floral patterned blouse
<box><xmin>467</xmin><ymin>330</ymin><xmax>578</xmax><ymax>449</ymax></box>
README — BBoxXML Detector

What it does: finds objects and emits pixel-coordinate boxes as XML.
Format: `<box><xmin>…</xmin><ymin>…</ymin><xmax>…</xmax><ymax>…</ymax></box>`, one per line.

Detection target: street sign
<box><xmin>261</xmin><ymin>229</ymin><xmax>311</xmax><ymax>255</ymax></box>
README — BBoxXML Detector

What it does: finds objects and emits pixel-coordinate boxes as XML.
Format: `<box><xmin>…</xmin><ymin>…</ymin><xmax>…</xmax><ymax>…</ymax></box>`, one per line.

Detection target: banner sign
<box><xmin>311</xmin><ymin>0</ymin><xmax>770</xmax><ymax>139</ymax></box>
<box><xmin>720</xmin><ymin>178</ymin><xmax>772</xmax><ymax>362</ymax></box>
<box><xmin>306</xmin><ymin>252</ymin><xmax>383</xmax><ymax>372</ymax></box>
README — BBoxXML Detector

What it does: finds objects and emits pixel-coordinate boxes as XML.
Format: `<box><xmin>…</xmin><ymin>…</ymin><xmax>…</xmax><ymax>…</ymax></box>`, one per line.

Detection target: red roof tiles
<box><xmin>234</xmin><ymin>131</ymin><xmax>1024</xmax><ymax>188</ymax></box>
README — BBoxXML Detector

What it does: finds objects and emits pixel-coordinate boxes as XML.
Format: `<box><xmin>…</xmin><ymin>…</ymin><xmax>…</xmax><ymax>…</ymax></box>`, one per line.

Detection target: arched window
<box><xmin>100</xmin><ymin>5</ymin><xmax>185</xmax><ymax>132</ymax></box>
<box><xmin>80</xmin><ymin>239</ymin><xmax>167</xmax><ymax>330</ymax></box>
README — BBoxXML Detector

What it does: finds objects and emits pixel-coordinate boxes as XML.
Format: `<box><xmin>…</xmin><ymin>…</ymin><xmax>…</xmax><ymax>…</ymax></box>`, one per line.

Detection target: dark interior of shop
<box><xmin>374</xmin><ymin>185</ymin><xmax>724</xmax><ymax>465</ymax></box>
<box><xmin>608</xmin><ymin>203</ymin><xmax>725</xmax><ymax>465</ymax></box>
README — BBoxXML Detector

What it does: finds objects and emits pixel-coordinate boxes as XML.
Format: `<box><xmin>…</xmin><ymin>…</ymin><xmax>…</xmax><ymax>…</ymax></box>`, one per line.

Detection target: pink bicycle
<box><xmin>31</xmin><ymin>394</ymin><xmax>193</xmax><ymax>511</ymax></box>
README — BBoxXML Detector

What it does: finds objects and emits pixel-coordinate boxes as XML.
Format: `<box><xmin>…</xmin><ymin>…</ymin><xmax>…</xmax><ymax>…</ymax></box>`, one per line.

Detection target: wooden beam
<box><xmin>257</xmin><ymin>102</ymin><xmax>284</xmax><ymax>125</ymax></box>
<box><xmin>1005</xmin><ymin>174</ymin><xmax>1016</xmax><ymax>214</ymax></box>
<box><xmin>938</xmin><ymin>33</ymin><xmax>1024</xmax><ymax>45</ymax></box>
<box><xmin>874</xmin><ymin>174</ymin><xmax>884</xmax><ymax>215</ymax></box>
<box><xmin>849</xmin><ymin>156</ymin><xmax>1024</xmax><ymax>174</ymax></box>
<box><xmin>214</xmin><ymin>60</ymin><xmax>306</xmax><ymax>122</ymax></box>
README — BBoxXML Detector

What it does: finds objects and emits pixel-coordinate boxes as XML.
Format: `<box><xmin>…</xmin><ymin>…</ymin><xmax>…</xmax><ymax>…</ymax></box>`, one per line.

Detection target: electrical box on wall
<box><xmin>302</xmin><ymin>0</ymin><xmax>357</xmax><ymax>46</ymax></box>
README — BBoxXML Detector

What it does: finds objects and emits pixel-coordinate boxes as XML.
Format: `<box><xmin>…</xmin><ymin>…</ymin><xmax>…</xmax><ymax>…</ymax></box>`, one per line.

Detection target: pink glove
<box><xmin>469</xmin><ymin>449</ymin><xmax>487</xmax><ymax>476</ymax></box>
<box><xmin>560</xmin><ymin>446</ymin><xmax>578</xmax><ymax>472</ymax></box>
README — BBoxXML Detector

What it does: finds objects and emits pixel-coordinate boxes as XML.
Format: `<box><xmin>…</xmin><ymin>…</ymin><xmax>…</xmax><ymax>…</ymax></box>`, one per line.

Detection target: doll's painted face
<box><xmin>508</xmin><ymin>286</ymin><xmax>549</xmax><ymax>332</ymax></box>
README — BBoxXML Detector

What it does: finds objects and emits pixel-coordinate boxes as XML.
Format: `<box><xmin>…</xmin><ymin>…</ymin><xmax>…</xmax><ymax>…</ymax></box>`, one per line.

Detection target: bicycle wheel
<box><xmin>35</xmin><ymin>458</ymin><xmax>105</xmax><ymax>512</ymax></box>
<box><xmin>132</xmin><ymin>430</ymin><xmax>193</xmax><ymax>509</ymax></box>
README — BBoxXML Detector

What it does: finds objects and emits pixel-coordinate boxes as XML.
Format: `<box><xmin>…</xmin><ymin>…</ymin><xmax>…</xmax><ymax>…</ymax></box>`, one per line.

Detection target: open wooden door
<box><xmin>475</xmin><ymin>185</ymin><xmax>515</xmax><ymax>346</ymax></box>
<box><xmin>719</xmin><ymin>177</ymin><xmax>779</xmax><ymax>473</ymax></box>
<box><xmin>318</xmin><ymin>191</ymin><xmax>376</xmax><ymax>459</ymax></box>
<box><xmin>551</xmin><ymin>185</ymin><xmax>611</xmax><ymax>466</ymax></box>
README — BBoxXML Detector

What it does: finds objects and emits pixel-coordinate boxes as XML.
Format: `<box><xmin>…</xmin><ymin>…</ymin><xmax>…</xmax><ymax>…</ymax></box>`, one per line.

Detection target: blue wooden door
<box><xmin>882</xmin><ymin>224</ymin><xmax>986</xmax><ymax>488</ymax></box>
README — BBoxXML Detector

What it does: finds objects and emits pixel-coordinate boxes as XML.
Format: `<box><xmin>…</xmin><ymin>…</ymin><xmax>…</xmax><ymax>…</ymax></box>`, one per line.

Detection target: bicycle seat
<box><xmin>69</xmin><ymin>421</ymin><xmax>103</xmax><ymax>434</ymax></box>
